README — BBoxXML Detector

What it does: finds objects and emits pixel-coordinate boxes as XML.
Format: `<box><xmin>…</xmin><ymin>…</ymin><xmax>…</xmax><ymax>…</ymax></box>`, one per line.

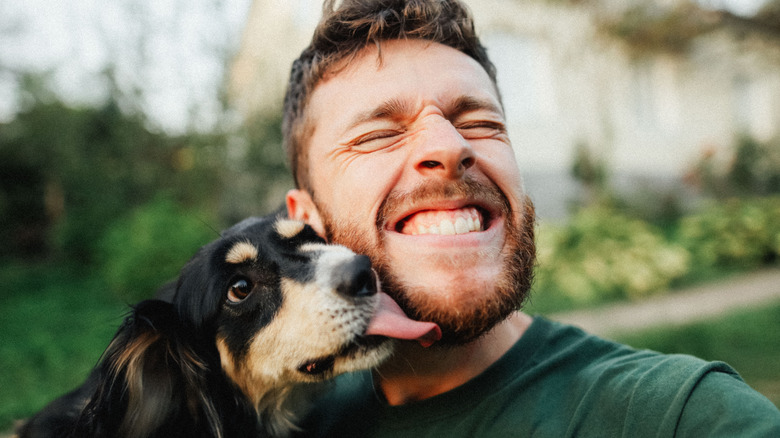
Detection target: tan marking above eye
<box><xmin>225</xmin><ymin>241</ymin><xmax>258</xmax><ymax>265</ymax></box>
<box><xmin>274</xmin><ymin>219</ymin><xmax>306</xmax><ymax>239</ymax></box>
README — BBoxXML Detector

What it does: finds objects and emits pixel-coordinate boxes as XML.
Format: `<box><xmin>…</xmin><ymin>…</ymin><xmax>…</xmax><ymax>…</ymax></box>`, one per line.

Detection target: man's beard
<box><xmin>314</xmin><ymin>178</ymin><xmax>536</xmax><ymax>346</ymax></box>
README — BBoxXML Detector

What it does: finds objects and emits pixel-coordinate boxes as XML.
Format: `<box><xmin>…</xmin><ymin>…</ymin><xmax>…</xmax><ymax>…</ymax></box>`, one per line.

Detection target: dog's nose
<box><xmin>334</xmin><ymin>255</ymin><xmax>377</xmax><ymax>298</ymax></box>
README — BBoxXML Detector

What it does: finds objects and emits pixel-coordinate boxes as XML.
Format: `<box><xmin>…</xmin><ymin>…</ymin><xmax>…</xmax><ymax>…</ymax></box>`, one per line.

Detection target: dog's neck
<box><xmin>254</xmin><ymin>381</ymin><xmax>324</xmax><ymax>437</ymax></box>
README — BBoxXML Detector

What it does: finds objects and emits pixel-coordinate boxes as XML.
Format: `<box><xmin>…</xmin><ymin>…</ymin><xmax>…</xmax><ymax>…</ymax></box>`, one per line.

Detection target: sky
<box><xmin>698</xmin><ymin>0</ymin><xmax>769</xmax><ymax>14</ymax></box>
<box><xmin>0</xmin><ymin>0</ymin><xmax>252</xmax><ymax>133</ymax></box>
<box><xmin>0</xmin><ymin>0</ymin><xmax>770</xmax><ymax>133</ymax></box>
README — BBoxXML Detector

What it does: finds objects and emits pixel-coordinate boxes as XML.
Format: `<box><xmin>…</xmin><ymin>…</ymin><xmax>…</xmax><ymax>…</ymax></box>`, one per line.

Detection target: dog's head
<box><xmin>24</xmin><ymin>216</ymin><xmax>439</xmax><ymax>438</ymax></box>
<box><xmin>171</xmin><ymin>216</ymin><xmax>437</xmax><ymax>401</ymax></box>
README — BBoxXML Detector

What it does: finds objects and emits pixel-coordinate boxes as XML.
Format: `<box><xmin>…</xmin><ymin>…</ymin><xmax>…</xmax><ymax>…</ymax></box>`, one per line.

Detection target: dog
<box><xmin>18</xmin><ymin>215</ymin><xmax>440</xmax><ymax>438</ymax></box>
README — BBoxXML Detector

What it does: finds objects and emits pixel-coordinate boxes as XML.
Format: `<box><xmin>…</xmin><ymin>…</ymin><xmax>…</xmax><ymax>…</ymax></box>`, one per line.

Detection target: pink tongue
<box><xmin>366</xmin><ymin>293</ymin><xmax>442</xmax><ymax>347</ymax></box>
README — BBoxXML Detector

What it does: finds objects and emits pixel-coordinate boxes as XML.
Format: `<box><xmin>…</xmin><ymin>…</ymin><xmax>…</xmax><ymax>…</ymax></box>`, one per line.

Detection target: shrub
<box><xmin>535</xmin><ymin>206</ymin><xmax>690</xmax><ymax>304</ymax></box>
<box><xmin>677</xmin><ymin>196</ymin><xmax>780</xmax><ymax>270</ymax></box>
<box><xmin>685</xmin><ymin>135</ymin><xmax>780</xmax><ymax>198</ymax></box>
<box><xmin>98</xmin><ymin>196</ymin><xmax>219</xmax><ymax>302</ymax></box>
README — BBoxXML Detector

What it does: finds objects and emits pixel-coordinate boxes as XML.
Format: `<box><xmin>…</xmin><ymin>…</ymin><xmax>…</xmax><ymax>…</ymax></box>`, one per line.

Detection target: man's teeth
<box><xmin>414</xmin><ymin>217</ymin><xmax>481</xmax><ymax>235</ymax></box>
<box><xmin>406</xmin><ymin>210</ymin><xmax>482</xmax><ymax>236</ymax></box>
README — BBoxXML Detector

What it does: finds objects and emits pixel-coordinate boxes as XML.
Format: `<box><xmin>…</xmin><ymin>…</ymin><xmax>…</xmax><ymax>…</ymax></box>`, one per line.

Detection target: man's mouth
<box><xmin>395</xmin><ymin>207</ymin><xmax>486</xmax><ymax>236</ymax></box>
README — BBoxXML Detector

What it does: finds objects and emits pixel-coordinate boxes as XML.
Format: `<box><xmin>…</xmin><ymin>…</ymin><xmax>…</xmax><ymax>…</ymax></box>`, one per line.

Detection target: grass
<box><xmin>614</xmin><ymin>302</ymin><xmax>780</xmax><ymax>408</ymax></box>
<box><xmin>0</xmin><ymin>263</ymin><xmax>127</xmax><ymax>431</ymax></box>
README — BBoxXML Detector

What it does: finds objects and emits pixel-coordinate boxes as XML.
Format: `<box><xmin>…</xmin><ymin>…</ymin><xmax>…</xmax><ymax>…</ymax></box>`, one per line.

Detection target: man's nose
<box><xmin>413</xmin><ymin>117</ymin><xmax>476</xmax><ymax>179</ymax></box>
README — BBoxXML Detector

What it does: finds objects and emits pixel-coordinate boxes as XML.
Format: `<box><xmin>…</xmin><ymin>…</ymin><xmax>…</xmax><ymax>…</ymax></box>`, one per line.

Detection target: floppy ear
<box><xmin>73</xmin><ymin>300</ymin><xmax>222</xmax><ymax>438</ymax></box>
<box><xmin>172</xmin><ymin>245</ymin><xmax>225</xmax><ymax>328</ymax></box>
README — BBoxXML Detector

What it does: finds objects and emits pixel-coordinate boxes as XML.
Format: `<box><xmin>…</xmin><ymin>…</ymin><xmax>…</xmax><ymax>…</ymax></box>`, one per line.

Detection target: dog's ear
<box><xmin>74</xmin><ymin>300</ymin><xmax>222</xmax><ymax>438</ymax></box>
<box><xmin>172</xmin><ymin>246</ymin><xmax>226</xmax><ymax>328</ymax></box>
<box><xmin>154</xmin><ymin>279</ymin><xmax>178</xmax><ymax>303</ymax></box>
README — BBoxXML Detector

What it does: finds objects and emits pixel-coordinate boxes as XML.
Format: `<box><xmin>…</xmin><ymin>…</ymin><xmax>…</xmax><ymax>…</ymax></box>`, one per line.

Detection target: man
<box><xmin>282</xmin><ymin>0</ymin><xmax>780</xmax><ymax>436</ymax></box>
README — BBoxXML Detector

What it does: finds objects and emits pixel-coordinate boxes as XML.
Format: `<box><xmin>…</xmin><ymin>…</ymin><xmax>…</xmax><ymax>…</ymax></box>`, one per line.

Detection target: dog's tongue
<box><xmin>366</xmin><ymin>293</ymin><xmax>441</xmax><ymax>347</ymax></box>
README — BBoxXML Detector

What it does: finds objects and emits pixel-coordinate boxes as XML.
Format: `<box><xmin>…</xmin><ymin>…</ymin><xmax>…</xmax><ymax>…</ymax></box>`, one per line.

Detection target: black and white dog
<box><xmin>18</xmin><ymin>215</ymin><xmax>439</xmax><ymax>438</ymax></box>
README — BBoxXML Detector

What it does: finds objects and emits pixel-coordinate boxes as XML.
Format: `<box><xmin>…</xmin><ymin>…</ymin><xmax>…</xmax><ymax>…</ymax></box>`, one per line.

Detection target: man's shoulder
<box><xmin>531</xmin><ymin>317</ymin><xmax>739</xmax><ymax>402</ymax></box>
<box><xmin>533</xmin><ymin>317</ymin><xmax>780</xmax><ymax>436</ymax></box>
<box><xmin>297</xmin><ymin>317</ymin><xmax>780</xmax><ymax>437</ymax></box>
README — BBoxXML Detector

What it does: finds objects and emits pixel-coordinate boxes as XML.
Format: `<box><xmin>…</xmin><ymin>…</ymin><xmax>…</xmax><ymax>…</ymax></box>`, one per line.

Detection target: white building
<box><xmin>228</xmin><ymin>0</ymin><xmax>780</xmax><ymax>218</ymax></box>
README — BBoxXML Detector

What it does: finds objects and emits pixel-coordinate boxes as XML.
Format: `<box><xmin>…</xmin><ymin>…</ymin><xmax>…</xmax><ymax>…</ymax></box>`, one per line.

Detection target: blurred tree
<box><xmin>570</xmin><ymin>141</ymin><xmax>611</xmax><ymax>210</ymax></box>
<box><xmin>0</xmin><ymin>0</ymin><xmax>294</xmax><ymax>266</ymax></box>
<box><xmin>597</xmin><ymin>2</ymin><xmax>718</xmax><ymax>55</ymax></box>
<box><xmin>0</xmin><ymin>75</ymin><xmax>226</xmax><ymax>263</ymax></box>
<box><xmin>685</xmin><ymin>134</ymin><xmax>780</xmax><ymax>198</ymax></box>
<box><xmin>219</xmin><ymin>111</ymin><xmax>293</xmax><ymax>223</ymax></box>
<box><xmin>98</xmin><ymin>195</ymin><xmax>218</xmax><ymax>301</ymax></box>
<box><xmin>756</xmin><ymin>0</ymin><xmax>780</xmax><ymax>24</ymax></box>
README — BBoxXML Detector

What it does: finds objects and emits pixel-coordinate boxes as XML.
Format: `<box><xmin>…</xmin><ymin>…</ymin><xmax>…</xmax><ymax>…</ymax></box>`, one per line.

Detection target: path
<box><xmin>549</xmin><ymin>267</ymin><xmax>780</xmax><ymax>337</ymax></box>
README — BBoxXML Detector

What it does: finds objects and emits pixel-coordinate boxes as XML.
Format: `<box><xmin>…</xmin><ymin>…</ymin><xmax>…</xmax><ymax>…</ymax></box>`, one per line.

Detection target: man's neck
<box><xmin>374</xmin><ymin>311</ymin><xmax>533</xmax><ymax>406</ymax></box>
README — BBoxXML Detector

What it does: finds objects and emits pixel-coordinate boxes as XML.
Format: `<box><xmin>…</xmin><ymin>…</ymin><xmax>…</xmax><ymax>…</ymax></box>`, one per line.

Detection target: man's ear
<box><xmin>286</xmin><ymin>189</ymin><xmax>327</xmax><ymax>238</ymax></box>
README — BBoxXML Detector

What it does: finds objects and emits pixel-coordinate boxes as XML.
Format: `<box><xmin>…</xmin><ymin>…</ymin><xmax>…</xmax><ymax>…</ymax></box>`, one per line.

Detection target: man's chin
<box><xmin>375</xmin><ymin>199</ymin><xmax>537</xmax><ymax>346</ymax></box>
<box><xmin>375</xmin><ymin>268</ymin><xmax>522</xmax><ymax>346</ymax></box>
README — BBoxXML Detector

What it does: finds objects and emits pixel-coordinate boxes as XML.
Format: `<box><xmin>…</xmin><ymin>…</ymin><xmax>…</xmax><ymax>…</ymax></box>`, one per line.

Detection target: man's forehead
<box><xmin>308</xmin><ymin>40</ymin><xmax>501</xmax><ymax>127</ymax></box>
<box><xmin>320</xmin><ymin>39</ymin><xmax>489</xmax><ymax>86</ymax></box>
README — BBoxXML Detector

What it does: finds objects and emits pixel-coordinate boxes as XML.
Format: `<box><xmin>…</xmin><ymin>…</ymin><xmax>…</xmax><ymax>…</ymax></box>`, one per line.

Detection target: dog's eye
<box><xmin>227</xmin><ymin>278</ymin><xmax>252</xmax><ymax>303</ymax></box>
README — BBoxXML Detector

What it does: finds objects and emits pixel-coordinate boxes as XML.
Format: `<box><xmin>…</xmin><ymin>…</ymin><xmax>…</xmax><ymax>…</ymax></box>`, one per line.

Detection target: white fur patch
<box><xmin>225</xmin><ymin>241</ymin><xmax>258</xmax><ymax>265</ymax></box>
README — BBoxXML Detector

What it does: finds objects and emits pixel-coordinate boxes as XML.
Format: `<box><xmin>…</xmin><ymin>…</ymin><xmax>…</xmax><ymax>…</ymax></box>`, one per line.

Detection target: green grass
<box><xmin>0</xmin><ymin>263</ymin><xmax>127</xmax><ymax>431</ymax></box>
<box><xmin>614</xmin><ymin>302</ymin><xmax>780</xmax><ymax>408</ymax></box>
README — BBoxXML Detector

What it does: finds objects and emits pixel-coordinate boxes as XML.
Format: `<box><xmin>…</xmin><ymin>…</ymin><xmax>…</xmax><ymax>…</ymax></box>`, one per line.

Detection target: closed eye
<box><xmin>349</xmin><ymin>130</ymin><xmax>404</xmax><ymax>150</ymax></box>
<box><xmin>456</xmin><ymin>121</ymin><xmax>507</xmax><ymax>139</ymax></box>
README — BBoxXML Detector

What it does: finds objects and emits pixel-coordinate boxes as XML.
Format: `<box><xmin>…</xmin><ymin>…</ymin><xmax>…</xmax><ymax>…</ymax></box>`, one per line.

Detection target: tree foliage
<box><xmin>0</xmin><ymin>79</ymin><xmax>226</xmax><ymax>262</ymax></box>
<box><xmin>0</xmin><ymin>70</ymin><xmax>294</xmax><ymax>267</ymax></box>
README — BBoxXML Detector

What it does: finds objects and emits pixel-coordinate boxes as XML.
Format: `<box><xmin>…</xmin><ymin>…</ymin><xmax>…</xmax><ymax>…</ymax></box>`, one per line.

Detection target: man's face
<box><xmin>293</xmin><ymin>39</ymin><xmax>535</xmax><ymax>345</ymax></box>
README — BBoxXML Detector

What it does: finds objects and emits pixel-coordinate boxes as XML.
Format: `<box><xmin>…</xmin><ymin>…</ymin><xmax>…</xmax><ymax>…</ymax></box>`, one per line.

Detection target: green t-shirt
<box><xmin>297</xmin><ymin>316</ymin><xmax>780</xmax><ymax>437</ymax></box>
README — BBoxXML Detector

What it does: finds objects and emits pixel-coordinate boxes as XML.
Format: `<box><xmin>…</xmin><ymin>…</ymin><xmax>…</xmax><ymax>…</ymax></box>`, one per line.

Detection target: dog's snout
<box><xmin>334</xmin><ymin>255</ymin><xmax>377</xmax><ymax>299</ymax></box>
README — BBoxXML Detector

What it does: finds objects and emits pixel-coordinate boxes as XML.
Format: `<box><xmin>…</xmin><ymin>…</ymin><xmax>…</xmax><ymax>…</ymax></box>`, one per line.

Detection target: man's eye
<box><xmin>351</xmin><ymin>130</ymin><xmax>403</xmax><ymax>148</ymax></box>
<box><xmin>456</xmin><ymin>122</ymin><xmax>506</xmax><ymax>138</ymax></box>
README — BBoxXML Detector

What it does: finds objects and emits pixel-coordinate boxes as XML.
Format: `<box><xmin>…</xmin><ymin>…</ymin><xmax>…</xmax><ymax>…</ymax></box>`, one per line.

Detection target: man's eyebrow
<box><xmin>346</xmin><ymin>98</ymin><xmax>414</xmax><ymax>130</ymax></box>
<box><xmin>446</xmin><ymin>96</ymin><xmax>504</xmax><ymax>119</ymax></box>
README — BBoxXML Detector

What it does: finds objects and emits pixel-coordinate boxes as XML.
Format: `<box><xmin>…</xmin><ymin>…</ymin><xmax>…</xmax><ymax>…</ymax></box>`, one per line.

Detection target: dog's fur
<box><xmin>18</xmin><ymin>216</ymin><xmax>395</xmax><ymax>438</ymax></box>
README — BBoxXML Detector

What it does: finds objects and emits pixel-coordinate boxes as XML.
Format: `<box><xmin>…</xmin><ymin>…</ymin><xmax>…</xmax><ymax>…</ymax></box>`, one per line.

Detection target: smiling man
<box><xmin>282</xmin><ymin>0</ymin><xmax>780</xmax><ymax>436</ymax></box>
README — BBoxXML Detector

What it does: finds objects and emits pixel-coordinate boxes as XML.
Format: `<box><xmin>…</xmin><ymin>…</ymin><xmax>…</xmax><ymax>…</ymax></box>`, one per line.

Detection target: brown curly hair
<box><xmin>282</xmin><ymin>0</ymin><xmax>498</xmax><ymax>191</ymax></box>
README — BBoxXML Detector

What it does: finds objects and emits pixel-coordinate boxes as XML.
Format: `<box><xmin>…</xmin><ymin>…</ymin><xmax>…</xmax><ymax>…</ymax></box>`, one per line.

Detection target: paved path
<box><xmin>549</xmin><ymin>267</ymin><xmax>780</xmax><ymax>338</ymax></box>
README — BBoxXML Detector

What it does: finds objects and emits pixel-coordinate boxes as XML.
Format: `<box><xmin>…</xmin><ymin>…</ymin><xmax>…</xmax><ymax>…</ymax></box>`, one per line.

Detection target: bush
<box><xmin>535</xmin><ymin>206</ymin><xmax>690</xmax><ymax>305</ymax></box>
<box><xmin>0</xmin><ymin>90</ymin><xmax>230</xmax><ymax>264</ymax></box>
<box><xmin>685</xmin><ymin>135</ymin><xmax>780</xmax><ymax>198</ymax></box>
<box><xmin>677</xmin><ymin>196</ymin><xmax>780</xmax><ymax>270</ymax></box>
<box><xmin>98</xmin><ymin>196</ymin><xmax>219</xmax><ymax>302</ymax></box>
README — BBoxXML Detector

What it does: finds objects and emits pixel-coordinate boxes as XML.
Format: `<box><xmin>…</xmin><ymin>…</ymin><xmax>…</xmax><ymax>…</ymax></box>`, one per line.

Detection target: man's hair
<box><xmin>282</xmin><ymin>0</ymin><xmax>498</xmax><ymax>191</ymax></box>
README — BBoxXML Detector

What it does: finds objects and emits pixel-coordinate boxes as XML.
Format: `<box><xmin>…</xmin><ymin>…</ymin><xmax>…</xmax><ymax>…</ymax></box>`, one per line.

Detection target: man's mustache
<box><xmin>376</xmin><ymin>176</ymin><xmax>510</xmax><ymax>231</ymax></box>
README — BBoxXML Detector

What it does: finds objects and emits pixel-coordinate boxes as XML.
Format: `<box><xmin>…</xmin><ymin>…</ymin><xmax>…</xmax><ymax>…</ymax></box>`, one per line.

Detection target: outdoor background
<box><xmin>1</xmin><ymin>0</ymin><xmax>779</xmax><ymax>432</ymax></box>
